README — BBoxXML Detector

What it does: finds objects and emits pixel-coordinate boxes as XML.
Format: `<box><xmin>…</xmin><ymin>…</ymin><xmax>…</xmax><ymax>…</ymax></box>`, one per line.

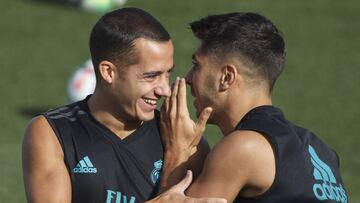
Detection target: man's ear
<box><xmin>219</xmin><ymin>64</ymin><xmax>237</xmax><ymax>91</ymax></box>
<box><xmin>98</xmin><ymin>60</ymin><xmax>116</xmax><ymax>84</ymax></box>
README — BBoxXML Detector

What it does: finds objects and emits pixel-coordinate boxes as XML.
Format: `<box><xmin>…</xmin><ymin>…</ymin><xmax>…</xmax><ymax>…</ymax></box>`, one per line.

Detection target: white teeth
<box><xmin>144</xmin><ymin>99</ymin><xmax>157</xmax><ymax>105</ymax></box>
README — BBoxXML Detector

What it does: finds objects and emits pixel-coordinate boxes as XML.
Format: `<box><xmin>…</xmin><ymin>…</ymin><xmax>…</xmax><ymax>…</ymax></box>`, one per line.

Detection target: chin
<box><xmin>137</xmin><ymin>111</ymin><xmax>155</xmax><ymax>121</ymax></box>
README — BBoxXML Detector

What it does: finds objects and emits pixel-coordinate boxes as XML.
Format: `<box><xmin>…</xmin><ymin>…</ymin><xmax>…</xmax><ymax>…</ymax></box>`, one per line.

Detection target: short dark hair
<box><xmin>89</xmin><ymin>7</ymin><xmax>171</xmax><ymax>79</ymax></box>
<box><xmin>190</xmin><ymin>12</ymin><xmax>285</xmax><ymax>92</ymax></box>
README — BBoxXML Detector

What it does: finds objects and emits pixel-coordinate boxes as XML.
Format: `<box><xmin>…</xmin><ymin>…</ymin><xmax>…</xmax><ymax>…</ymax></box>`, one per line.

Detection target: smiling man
<box><xmin>160</xmin><ymin>12</ymin><xmax>348</xmax><ymax>203</ymax></box>
<box><xmin>22</xmin><ymin>8</ymin><xmax>218</xmax><ymax>203</ymax></box>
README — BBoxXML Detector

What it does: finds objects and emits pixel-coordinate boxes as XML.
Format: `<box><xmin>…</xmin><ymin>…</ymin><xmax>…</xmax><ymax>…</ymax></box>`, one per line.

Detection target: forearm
<box><xmin>150</xmin><ymin>170</ymin><xmax>227</xmax><ymax>203</ymax></box>
<box><xmin>158</xmin><ymin>138</ymin><xmax>210</xmax><ymax>194</ymax></box>
<box><xmin>158</xmin><ymin>150</ymin><xmax>190</xmax><ymax>194</ymax></box>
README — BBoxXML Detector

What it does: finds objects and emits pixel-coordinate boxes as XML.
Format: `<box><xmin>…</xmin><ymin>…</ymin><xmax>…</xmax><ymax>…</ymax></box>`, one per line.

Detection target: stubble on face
<box><xmin>190</xmin><ymin>50</ymin><xmax>220</xmax><ymax>122</ymax></box>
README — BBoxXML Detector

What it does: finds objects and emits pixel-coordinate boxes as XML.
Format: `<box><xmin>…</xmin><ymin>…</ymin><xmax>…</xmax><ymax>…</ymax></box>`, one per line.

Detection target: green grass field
<box><xmin>1</xmin><ymin>0</ymin><xmax>359</xmax><ymax>202</ymax></box>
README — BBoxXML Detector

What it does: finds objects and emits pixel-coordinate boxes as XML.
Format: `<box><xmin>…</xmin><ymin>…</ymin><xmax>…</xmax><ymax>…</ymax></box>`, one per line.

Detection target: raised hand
<box><xmin>160</xmin><ymin>77</ymin><xmax>212</xmax><ymax>158</ymax></box>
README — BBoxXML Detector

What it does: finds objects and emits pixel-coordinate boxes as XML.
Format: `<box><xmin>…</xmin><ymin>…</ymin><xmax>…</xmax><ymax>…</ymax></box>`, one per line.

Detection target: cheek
<box><xmin>201</xmin><ymin>74</ymin><xmax>217</xmax><ymax>99</ymax></box>
<box><xmin>135</xmin><ymin>82</ymin><xmax>158</xmax><ymax>98</ymax></box>
<box><xmin>192</xmin><ymin>70</ymin><xmax>214</xmax><ymax>96</ymax></box>
<box><xmin>117</xmin><ymin>82</ymin><xmax>148</xmax><ymax>104</ymax></box>
<box><xmin>192</xmin><ymin>71</ymin><xmax>202</xmax><ymax>87</ymax></box>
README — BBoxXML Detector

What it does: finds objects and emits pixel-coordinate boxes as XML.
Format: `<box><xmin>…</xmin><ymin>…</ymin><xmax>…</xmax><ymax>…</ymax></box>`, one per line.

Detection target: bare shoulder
<box><xmin>204</xmin><ymin>130</ymin><xmax>275</xmax><ymax>197</ymax></box>
<box><xmin>23</xmin><ymin>115</ymin><xmax>62</xmax><ymax>156</ymax></box>
<box><xmin>218</xmin><ymin>129</ymin><xmax>275</xmax><ymax>172</ymax></box>
<box><xmin>186</xmin><ymin>130</ymin><xmax>275</xmax><ymax>200</ymax></box>
<box><xmin>23</xmin><ymin>115</ymin><xmax>65</xmax><ymax>172</ymax></box>
<box><xmin>209</xmin><ymin>130</ymin><xmax>273</xmax><ymax>163</ymax></box>
<box><xmin>24</xmin><ymin>115</ymin><xmax>53</xmax><ymax>138</ymax></box>
<box><xmin>25</xmin><ymin>115</ymin><xmax>54</xmax><ymax>133</ymax></box>
<box><xmin>23</xmin><ymin>115</ymin><xmax>71</xmax><ymax>202</ymax></box>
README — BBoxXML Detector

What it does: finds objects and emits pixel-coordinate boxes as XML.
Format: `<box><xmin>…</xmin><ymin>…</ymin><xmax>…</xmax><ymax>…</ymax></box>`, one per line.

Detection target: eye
<box><xmin>141</xmin><ymin>73</ymin><xmax>160</xmax><ymax>82</ymax></box>
<box><xmin>143</xmin><ymin>74</ymin><xmax>158</xmax><ymax>82</ymax></box>
<box><xmin>145</xmin><ymin>74</ymin><xmax>157</xmax><ymax>79</ymax></box>
<box><xmin>191</xmin><ymin>61</ymin><xmax>198</xmax><ymax>69</ymax></box>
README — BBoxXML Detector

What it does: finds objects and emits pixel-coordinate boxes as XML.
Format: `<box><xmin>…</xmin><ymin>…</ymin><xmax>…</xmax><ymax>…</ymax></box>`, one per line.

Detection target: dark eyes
<box><xmin>143</xmin><ymin>74</ymin><xmax>158</xmax><ymax>82</ymax></box>
<box><xmin>191</xmin><ymin>61</ymin><xmax>199</xmax><ymax>69</ymax></box>
<box><xmin>143</xmin><ymin>71</ymin><xmax>171</xmax><ymax>81</ymax></box>
<box><xmin>144</xmin><ymin>74</ymin><xmax>158</xmax><ymax>79</ymax></box>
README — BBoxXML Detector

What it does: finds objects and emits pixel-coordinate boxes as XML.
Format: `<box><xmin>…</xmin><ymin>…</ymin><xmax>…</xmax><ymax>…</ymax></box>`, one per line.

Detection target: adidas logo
<box><xmin>308</xmin><ymin>145</ymin><xmax>347</xmax><ymax>203</ymax></box>
<box><xmin>73</xmin><ymin>156</ymin><xmax>97</xmax><ymax>174</ymax></box>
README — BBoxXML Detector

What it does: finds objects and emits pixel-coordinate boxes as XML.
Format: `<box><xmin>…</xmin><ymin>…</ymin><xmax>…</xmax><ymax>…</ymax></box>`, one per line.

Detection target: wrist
<box><xmin>164</xmin><ymin>147</ymin><xmax>193</xmax><ymax>164</ymax></box>
<box><xmin>158</xmin><ymin>148</ymin><xmax>194</xmax><ymax>194</ymax></box>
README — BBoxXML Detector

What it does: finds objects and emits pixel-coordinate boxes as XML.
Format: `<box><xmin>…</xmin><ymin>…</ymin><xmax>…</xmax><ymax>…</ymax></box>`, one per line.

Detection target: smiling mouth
<box><xmin>143</xmin><ymin>98</ymin><xmax>157</xmax><ymax>106</ymax></box>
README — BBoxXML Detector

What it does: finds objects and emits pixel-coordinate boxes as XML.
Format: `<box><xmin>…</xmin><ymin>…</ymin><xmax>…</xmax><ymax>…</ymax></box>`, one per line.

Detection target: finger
<box><xmin>196</xmin><ymin>107</ymin><xmax>213</xmax><ymax>132</ymax></box>
<box><xmin>162</xmin><ymin>94</ymin><xmax>170</xmax><ymax>114</ymax></box>
<box><xmin>160</xmin><ymin>96</ymin><xmax>170</xmax><ymax>124</ymax></box>
<box><xmin>168</xmin><ymin>170</ymin><xmax>193</xmax><ymax>193</ymax></box>
<box><xmin>177</xmin><ymin>78</ymin><xmax>189</xmax><ymax>114</ymax></box>
<box><xmin>193</xmin><ymin>107</ymin><xmax>213</xmax><ymax>145</ymax></box>
<box><xmin>169</xmin><ymin>77</ymin><xmax>180</xmax><ymax>117</ymax></box>
<box><xmin>189</xmin><ymin>197</ymin><xmax>227</xmax><ymax>203</ymax></box>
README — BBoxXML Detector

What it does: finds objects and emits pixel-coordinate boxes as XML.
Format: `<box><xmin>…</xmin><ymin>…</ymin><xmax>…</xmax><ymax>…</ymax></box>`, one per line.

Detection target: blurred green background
<box><xmin>0</xmin><ymin>0</ymin><xmax>359</xmax><ymax>202</ymax></box>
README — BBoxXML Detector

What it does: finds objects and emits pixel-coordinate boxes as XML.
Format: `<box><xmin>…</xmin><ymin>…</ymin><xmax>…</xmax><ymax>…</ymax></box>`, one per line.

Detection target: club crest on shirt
<box><xmin>150</xmin><ymin>159</ymin><xmax>163</xmax><ymax>184</ymax></box>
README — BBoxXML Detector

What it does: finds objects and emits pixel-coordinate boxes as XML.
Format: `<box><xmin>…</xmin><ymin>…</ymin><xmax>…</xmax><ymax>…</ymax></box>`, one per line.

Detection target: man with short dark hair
<box><xmin>22</xmin><ymin>8</ymin><xmax>221</xmax><ymax>203</ymax></box>
<box><xmin>160</xmin><ymin>12</ymin><xmax>348</xmax><ymax>203</ymax></box>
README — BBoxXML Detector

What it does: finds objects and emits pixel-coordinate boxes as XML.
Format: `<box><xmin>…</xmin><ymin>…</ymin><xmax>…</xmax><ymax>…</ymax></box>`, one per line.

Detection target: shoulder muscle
<box><xmin>187</xmin><ymin>130</ymin><xmax>275</xmax><ymax>201</ymax></box>
<box><xmin>22</xmin><ymin>115</ymin><xmax>71</xmax><ymax>203</ymax></box>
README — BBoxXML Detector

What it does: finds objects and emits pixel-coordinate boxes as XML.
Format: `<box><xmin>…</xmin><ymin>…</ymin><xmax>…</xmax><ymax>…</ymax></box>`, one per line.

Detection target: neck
<box><xmin>215</xmin><ymin>90</ymin><xmax>272</xmax><ymax>135</ymax></box>
<box><xmin>88</xmin><ymin>89</ymin><xmax>142</xmax><ymax>139</ymax></box>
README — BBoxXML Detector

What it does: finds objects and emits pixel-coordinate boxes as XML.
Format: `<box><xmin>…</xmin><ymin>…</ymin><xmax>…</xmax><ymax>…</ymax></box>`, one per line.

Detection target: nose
<box><xmin>154</xmin><ymin>78</ymin><xmax>171</xmax><ymax>97</ymax></box>
<box><xmin>185</xmin><ymin>70</ymin><xmax>193</xmax><ymax>85</ymax></box>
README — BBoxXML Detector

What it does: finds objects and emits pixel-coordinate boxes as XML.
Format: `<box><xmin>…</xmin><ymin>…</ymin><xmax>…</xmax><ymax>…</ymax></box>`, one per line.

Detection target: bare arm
<box><xmin>159</xmin><ymin>136</ymin><xmax>210</xmax><ymax>193</ymax></box>
<box><xmin>22</xmin><ymin>116</ymin><xmax>71</xmax><ymax>203</ymax></box>
<box><xmin>147</xmin><ymin>171</ymin><xmax>226</xmax><ymax>203</ymax></box>
<box><xmin>187</xmin><ymin>137</ymin><xmax>210</xmax><ymax>179</ymax></box>
<box><xmin>186</xmin><ymin>130</ymin><xmax>276</xmax><ymax>202</ymax></box>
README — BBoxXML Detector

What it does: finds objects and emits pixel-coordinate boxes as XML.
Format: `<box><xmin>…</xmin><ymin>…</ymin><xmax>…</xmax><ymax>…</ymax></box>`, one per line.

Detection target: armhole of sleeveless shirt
<box><xmin>235</xmin><ymin>127</ymin><xmax>280</xmax><ymax>200</ymax></box>
<box><xmin>41</xmin><ymin>114</ymin><xmax>67</xmax><ymax>157</ymax></box>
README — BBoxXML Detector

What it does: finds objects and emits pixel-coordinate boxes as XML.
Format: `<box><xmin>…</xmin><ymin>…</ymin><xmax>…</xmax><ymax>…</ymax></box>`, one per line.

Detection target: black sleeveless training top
<box><xmin>43</xmin><ymin>97</ymin><xmax>164</xmax><ymax>203</ymax></box>
<box><xmin>234</xmin><ymin>106</ymin><xmax>348</xmax><ymax>203</ymax></box>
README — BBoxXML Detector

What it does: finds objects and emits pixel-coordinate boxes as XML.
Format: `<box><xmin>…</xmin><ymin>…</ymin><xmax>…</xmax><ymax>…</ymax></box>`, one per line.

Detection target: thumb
<box><xmin>196</xmin><ymin>107</ymin><xmax>213</xmax><ymax>131</ymax></box>
<box><xmin>168</xmin><ymin>170</ymin><xmax>193</xmax><ymax>193</ymax></box>
<box><xmin>194</xmin><ymin>198</ymin><xmax>228</xmax><ymax>203</ymax></box>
